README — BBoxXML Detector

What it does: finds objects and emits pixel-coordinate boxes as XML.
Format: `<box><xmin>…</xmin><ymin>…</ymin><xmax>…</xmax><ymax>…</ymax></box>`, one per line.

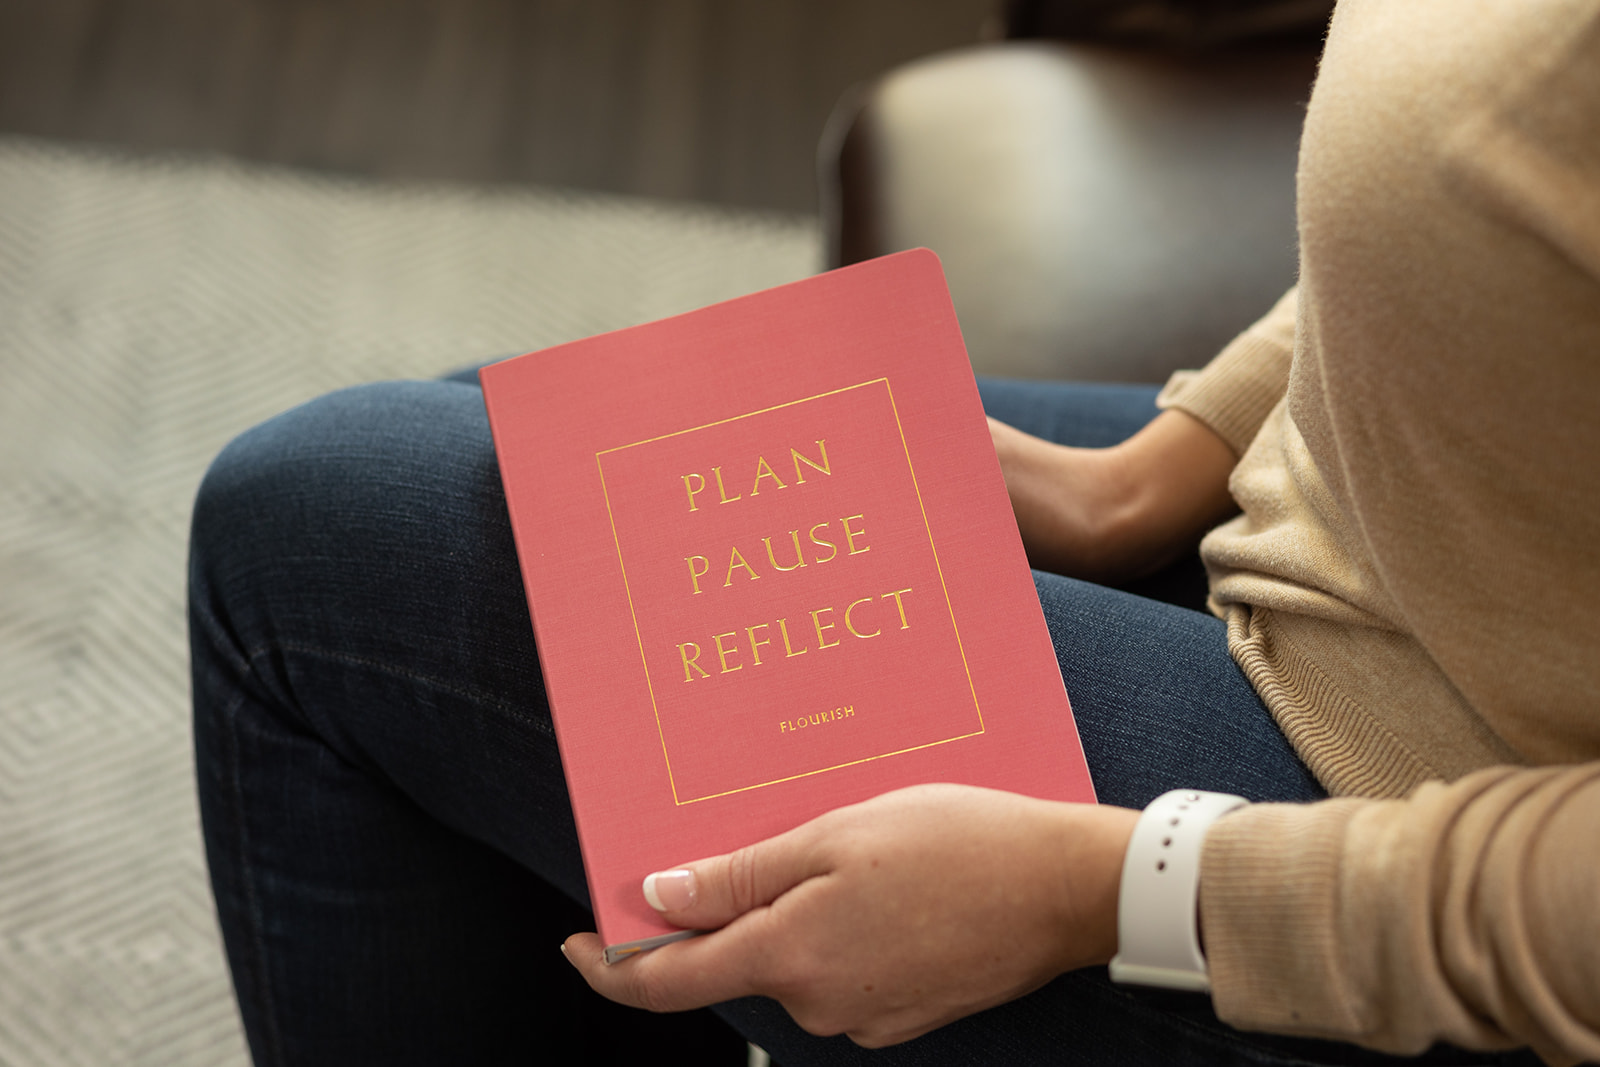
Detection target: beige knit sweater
<box><xmin>1155</xmin><ymin>1</ymin><xmax>1600</xmax><ymax>1062</ymax></box>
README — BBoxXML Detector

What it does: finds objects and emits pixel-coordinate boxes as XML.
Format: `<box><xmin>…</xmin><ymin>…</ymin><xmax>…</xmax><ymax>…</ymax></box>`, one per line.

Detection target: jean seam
<box><xmin>190</xmin><ymin>569</ymin><xmax>255</xmax><ymax>681</ymax></box>
<box><xmin>249</xmin><ymin>641</ymin><xmax>555</xmax><ymax>739</ymax></box>
<box><xmin>216</xmin><ymin>685</ymin><xmax>289</xmax><ymax>1067</ymax></box>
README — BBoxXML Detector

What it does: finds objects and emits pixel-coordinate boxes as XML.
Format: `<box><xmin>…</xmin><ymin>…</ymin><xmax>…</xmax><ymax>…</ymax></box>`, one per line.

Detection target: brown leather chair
<box><xmin>820</xmin><ymin>10</ymin><xmax>1325</xmax><ymax>382</ymax></box>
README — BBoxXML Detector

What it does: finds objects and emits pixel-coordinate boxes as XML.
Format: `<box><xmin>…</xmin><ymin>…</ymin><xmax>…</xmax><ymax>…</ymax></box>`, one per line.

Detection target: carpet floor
<box><xmin>0</xmin><ymin>136</ymin><xmax>818</xmax><ymax>1065</ymax></box>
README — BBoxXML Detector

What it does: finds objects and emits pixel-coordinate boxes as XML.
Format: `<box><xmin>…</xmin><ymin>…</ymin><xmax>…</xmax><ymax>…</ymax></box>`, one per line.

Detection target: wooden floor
<box><xmin>0</xmin><ymin>0</ymin><xmax>994</xmax><ymax>212</ymax></box>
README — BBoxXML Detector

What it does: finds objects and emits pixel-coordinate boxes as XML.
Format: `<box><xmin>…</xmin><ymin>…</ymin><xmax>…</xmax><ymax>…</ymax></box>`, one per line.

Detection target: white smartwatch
<box><xmin>1108</xmin><ymin>789</ymin><xmax>1250</xmax><ymax>993</ymax></box>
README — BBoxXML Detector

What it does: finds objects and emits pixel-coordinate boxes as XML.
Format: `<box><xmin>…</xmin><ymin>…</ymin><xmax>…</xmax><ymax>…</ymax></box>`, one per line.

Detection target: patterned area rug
<box><xmin>0</xmin><ymin>136</ymin><xmax>819</xmax><ymax>1066</ymax></box>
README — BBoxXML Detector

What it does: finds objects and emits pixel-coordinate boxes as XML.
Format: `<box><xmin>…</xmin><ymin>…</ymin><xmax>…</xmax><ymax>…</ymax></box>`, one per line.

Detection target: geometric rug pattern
<box><xmin>0</xmin><ymin>136</ymin><xmax>818</xmax><ymax>1065</ymax></box>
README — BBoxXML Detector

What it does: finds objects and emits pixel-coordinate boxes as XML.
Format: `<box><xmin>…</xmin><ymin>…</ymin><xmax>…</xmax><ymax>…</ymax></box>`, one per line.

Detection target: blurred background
<box><xmin>0</xmin><ymin>0</ymin><xmax>996</xmax><ymax>213</ymax></box>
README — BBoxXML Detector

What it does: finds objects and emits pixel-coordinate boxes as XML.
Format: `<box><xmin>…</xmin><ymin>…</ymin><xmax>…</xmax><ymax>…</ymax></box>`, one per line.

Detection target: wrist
<box><xmin>1112</xmin><ymin>411</ymin><xmax>1238</xmax><ymax>572</ymax></box>
<box><xmin>1110</xmin><ymin>790</ymin><xmax>1250</xmax><ymax>992</ymax></box>
<box><xmin>1044</xmin><ymin>803</ymin><xmax>1140</xmax><ymax>972</ymax></box>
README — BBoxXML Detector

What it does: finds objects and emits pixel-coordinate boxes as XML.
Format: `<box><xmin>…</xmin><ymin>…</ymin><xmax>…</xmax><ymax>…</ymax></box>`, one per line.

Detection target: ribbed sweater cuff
<box><xmin>1157</xmin><ymin>288</ymin><xmax>1297</xmax><ymax>456</ymax></box>
<box><xmin>1200</xmin><ymin>800</ymin><xmax>1369</xmax><ymax>1038</ymax></box>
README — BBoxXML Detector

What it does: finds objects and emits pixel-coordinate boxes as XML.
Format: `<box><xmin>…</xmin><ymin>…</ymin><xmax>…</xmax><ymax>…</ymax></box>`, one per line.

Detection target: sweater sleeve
<box><xmin>1199</xmin><ymin>765</ymin><xmax>1600</xmax><ymax>1066</ymax></box>
<box><xmin>1155</xmin><ymin>287</ymin><xmax>1297</xmax><ymax>457</ymax></box>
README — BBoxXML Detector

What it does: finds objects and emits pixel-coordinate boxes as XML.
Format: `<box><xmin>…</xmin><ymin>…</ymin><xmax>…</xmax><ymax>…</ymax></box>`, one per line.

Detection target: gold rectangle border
<box><xmin>595</xmin><ymin>378</ymin><xmax>984</xmax><ymax>805</ymax></box>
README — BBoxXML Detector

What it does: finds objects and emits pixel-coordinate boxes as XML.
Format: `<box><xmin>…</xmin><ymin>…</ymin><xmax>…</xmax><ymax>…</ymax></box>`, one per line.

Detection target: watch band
<box><xmin>1108</xmin><ymin>789</ymin><xmax>1250</xmax><ymax>993</ymax></box>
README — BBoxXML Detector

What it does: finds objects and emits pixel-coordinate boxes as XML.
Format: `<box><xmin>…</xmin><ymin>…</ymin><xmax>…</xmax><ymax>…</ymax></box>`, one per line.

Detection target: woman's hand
<box><xmin>562</xmin><ymin>784</ymin><xmax>1138</xmax><ymax>1048</ymax></box>
<box><xmin>989</xmin><ymin>409</ymin><xmax>1238</xmax><ymax>583</ymax></box>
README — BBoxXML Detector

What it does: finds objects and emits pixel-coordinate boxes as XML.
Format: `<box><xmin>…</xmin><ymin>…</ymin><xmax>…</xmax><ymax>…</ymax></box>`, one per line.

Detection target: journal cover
<box><xmin>480</xmin><ymin>249</ymin><xmax>1095</xmax><ymax>961</ymax></box>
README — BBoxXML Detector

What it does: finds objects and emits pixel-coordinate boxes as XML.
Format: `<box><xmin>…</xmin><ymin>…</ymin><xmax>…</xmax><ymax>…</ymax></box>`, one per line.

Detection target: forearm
<box><xmin>992</xmin><ymin>408</ymin><xmax>1237</xmax><ymax>583</ymax></box>
<box><xmin>991</xmin><ymin>288</ymin><xmax>1297</xmax><ymax>584</ymax></box>
<box><xmin>1201</xmin><ymin>766</ymin><xmax>1600</xmax><ymax>1064</ymax></box>
<box><xmin>1115</xmin><ymin>409</ymin><xmax>1240</xmax><ymax>573</ymax></box>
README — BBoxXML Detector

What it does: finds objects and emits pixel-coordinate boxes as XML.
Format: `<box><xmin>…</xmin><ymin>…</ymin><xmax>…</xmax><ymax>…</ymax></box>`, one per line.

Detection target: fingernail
<box><xmin>559</xmin><ymin>942</ymin><xmax>571</xmax><ymax>961</ymax></box>
<box><xmin>642</xmin><ymin>869</ymin><xmax>696</xmax><ymax>911</ymax></box>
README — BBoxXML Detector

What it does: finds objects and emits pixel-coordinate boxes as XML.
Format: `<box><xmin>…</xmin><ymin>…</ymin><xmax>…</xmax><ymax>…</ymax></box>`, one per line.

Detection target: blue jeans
<box><xmin>190</xmin><ymin>375</ymin><xmax>1532</xmax><ymax>1066</ymax></box>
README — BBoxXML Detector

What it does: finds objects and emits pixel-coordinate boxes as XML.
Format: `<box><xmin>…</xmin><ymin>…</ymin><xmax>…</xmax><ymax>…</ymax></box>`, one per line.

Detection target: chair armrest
<box><xmin>820</xmin><ymin>42</ymin><xmax>1316</xmax><ymax>382</ymax></box>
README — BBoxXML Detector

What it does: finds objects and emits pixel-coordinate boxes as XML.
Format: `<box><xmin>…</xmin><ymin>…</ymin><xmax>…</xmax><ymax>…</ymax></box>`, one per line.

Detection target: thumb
<box><xmin>642</xmin><ymin>824</ymin><xmax>824</xmax><ymax>930</ymax></box>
